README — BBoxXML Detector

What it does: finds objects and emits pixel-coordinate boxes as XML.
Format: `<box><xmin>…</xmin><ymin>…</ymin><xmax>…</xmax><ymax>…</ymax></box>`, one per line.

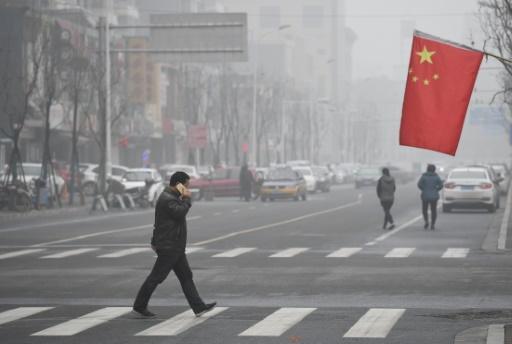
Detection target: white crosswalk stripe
<box><xmin>239</xmin><ymin>307</ymin><xmax>316</xmax><ymax>337</ymax></box>
<box><xmin>213</xmin><ymin>247</ymin><xmax>256</xmax><ymax>258</ymax></box>
<box><xmin>31</xmin><ymin>307</ymin><xmax>132</xmax><ymax>336</ymax></box>
<box><xmin>186</xmin><ymin>246</ymin><xmax>204</xmax><ymax>254</ymax></box>
<box><xmin>40</xmin><ymin>248</ymin><xmax>99</xmax><ymax>259</ymax></box>
<box><xmin>269</xmin><ymin>248</ymin><xmax>310</xmax><ymax>258</ymax></box>
<box><xmin>136</xmin><ymin>307</ymin><xmax>228</xmax><ymax>336</ymax></box>
<box><xmin>326</xmin><ymin>247</ymin><xmax>362</xmax><ymax>258</ymax></box>
<box><xmin>343</xmin><ymin>308</ymin><xmax>405</xmax><ymax>338</ymax></box>
<box><xmin>98</xmin><ymin>248</ymin><xmax>151</xmax><ymax>258</ymax></box>
<box><xmin>384</xmin><ymin>248</ymin><xmax>415</xmax><ymax>258</ymax></box>
<box><xmin>0</xmin><ymin>249</ymin><xmax>46</xmax><ymax>260</ymax></box>
<box><xmin>0</xmin><ymin>307</ymin><xmax>54</xmax><ymax>326</ymax></box>
<box><xmin>442</xmin><ymin>248</ymin><xmax>469</xmax><ymax>258</ymax></box>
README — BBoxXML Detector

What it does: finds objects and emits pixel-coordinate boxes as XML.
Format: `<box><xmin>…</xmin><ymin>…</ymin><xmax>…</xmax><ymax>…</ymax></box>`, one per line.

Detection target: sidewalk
<box><xmin>0</xmin><ymin>203</ymin><xmax>91</xmax><ymax>226</ymax></box>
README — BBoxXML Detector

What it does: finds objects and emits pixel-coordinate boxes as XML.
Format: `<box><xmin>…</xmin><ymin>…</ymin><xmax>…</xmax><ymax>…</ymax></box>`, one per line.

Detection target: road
<box><xmin>0</xmin><ymin>182</ymin><xmax>511</xmax><ymax>343</ymax></box>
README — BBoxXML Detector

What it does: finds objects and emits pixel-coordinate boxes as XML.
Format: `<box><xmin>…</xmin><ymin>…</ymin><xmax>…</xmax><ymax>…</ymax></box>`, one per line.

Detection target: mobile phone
<box><xmin>176</xmin><ymin>183</ymin><xmax>187</xmax><ymax>195</ymax></box>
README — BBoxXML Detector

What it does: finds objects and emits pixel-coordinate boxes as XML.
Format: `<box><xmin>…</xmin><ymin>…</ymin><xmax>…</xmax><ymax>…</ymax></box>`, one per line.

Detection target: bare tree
<box><xmin>479</xmin><ymin>0</ymin><xmax>512</xmax><ymax>107</ymax></box>
<box><xmin>0</xmin><ymin>10</ymin><xmax>44</xmax><ymax>187</ymax></box>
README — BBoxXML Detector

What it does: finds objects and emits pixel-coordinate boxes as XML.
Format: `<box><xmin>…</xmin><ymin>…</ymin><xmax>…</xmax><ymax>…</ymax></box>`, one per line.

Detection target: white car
<box><xmin>19</xmin><ymin>163</ymin><xmax>65</xmax><ymax>195</ymax></box>
<box><xmin>160</xmin><ymin>164</ymin><xmax>201</xmax><ymax>180</ymax></box>
<box><xmin>292</xmin><ymin>166</ymin><xmax>317</xmax><ymax>193</ymax></box>
<box><xmin>80</xmin><ymin>163</ymin><xmax>129</xmax><ymax>196</ymax></box>
<box><xmin>121</xmin><ymin>168</ymin><xmax>165</xmax><ymax>205</ymax></box>
<box><xmin>442</xmin><ymin>167</ymin><xmax>500</xmax><ymax>213</ymax></box>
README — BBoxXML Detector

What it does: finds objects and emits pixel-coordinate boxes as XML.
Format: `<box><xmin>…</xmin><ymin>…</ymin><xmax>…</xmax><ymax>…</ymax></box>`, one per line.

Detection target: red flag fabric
<box><xmin>399</xmin><ymin>31</ymin><xmax>484</xmax><ymax>155</ymax></box>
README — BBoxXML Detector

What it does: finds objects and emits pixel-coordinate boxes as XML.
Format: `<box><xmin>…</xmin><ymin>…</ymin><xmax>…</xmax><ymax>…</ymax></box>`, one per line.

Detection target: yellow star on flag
<box><xmin>433</xmin><ymin>74</ymin><xmax>440</xmax><ymax>80</ymax></box>
<box><xmin>412</xmin><ymin>76</ymin><xmax>418</xmax><ymax>82</ymax></box>
<box><xmin>423</xmin><ymin>79</ymin><xmax>430</xmax><ymax>85</ymax></box>
<box><xmin>416</xmin><ymin>46</ymin><xmax>436</xmax><ymax>64</ymax></box>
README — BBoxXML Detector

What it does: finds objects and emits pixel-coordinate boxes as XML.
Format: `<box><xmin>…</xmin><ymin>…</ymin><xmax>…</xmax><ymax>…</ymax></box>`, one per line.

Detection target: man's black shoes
<box><xmin>131</xmin><ymin>308</ymin><xmax>156</xmax><ymax>318</ymax></box>
<box><xmin>194</xmin><ymin>302</ymin><xmax>217</xmax><ymax>317</ymax></box>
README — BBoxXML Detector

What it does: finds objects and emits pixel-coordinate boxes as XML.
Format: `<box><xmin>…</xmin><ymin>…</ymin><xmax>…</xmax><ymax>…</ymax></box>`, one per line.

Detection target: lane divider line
<box><xmin>191</xmin><ymin>199</ymin><xmax>362</xmax><ymax>246</ymax></box>
<box><xmin>498</xmin><ymin>184</ymin><xmax>512</xmax><ymax>250</ymax></box>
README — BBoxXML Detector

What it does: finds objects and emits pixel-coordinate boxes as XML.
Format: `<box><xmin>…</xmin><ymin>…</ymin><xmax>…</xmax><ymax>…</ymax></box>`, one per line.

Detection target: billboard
<box><xmin>149</xmin><ymin>13</ymin><xmax>248</xmax><ymax>63</ymax></box>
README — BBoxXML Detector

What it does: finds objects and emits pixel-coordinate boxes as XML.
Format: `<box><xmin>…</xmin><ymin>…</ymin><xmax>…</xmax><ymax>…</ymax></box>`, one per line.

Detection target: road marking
<box><xmin>487</xmin><ymin>324</ymin><xmax>505</xmax><ymax>344</ymax></box>
<box><xmin>0</xmin><ymin>209</ymin><xmax>154</xmax><ymax>233</ymax></box>
<box><xmin>365</xmin><ymin>215</ymin><xmax>423</xmax><ymax>246</ymax></box>
<box><xmin>213</xmin><ymin>212</ymin><xmax>222</xmax><ymax>216</ymax></box>
<box><xmin>498</xmin><ymin>183</ymin><xmax>512</xmax><ymax>250</ymax></box>
<box><xmin>0</xmin><ymin>307</ymin><xmax>54</xmax><ymax>326</ymax></box>
<box><xmin>0</xmin><ymin>249</ymin><xmax>46</xmax><ymax>260</ymax></box>
<box><xmin>442</xmin><ymin>248</ymin><xmax>469</xmax><ymax>258</ymax></box>
<box><xmin>232</xmin><ymin>209</ymin><xmax>240</xmax><ymax>213</ymax></box>
<box><xmin>32</xmin><ymin>307</ymin><xmax>131</xmax><ymax>336</ymax></box>
<box><xmin>269</xmin><ymin>248</ymin><xmax>309</xmax><ymax>258</ymax></box>
<box><xmin>98</xmin><ymin>247</ymin><xmax>151</xmax><ymax>258</ymax></box>
<box><xmin>40</xmin><ymin>248</ymin><xmax>99</xmax><ymax>259</ymax></box>
<box><xmin>250</xmin><ymin>206</ymin><xmax>256</xmax><ymax>210</ymax></box>
<box><xmin>192</xmin><ymin>199</ymin><xmax>362</xmax><ymax>246</ymax></box>
<box><xmin>186</xmin><ymin>246</ymin><xmax>204</xmax><ymax>254</ymax></box>
<box><xmin>32</xmin><ymin>216</ymin><xmax>201</xmax><ymax>247</ymax></box>
<box><xmin>326</xmin><ymin>247</ymin><xmax>362</xmax><ymax>258</ymax></box>
<box><xmin>213</xmin><ymin>247</ymin><xmax>256</xmax><ymax>258</ymax></box>
<box><xmin>343</xmin><ymin>308</ymin><xmax>405</xmax><ymax>338</ymax></box>
<box><xmin>239</xmin><ymin>308</ymin><xmax>316</xmax><ymax>337</ymax></box>
<box><xmin>136</xmin><ymin>307</ymin><xmax>228</xmax><ymax>336</ymax></box>
<box><xmin>384</xmin><ymin>248</ymin><xmax>416</xmax><ymax>258</ymax></box>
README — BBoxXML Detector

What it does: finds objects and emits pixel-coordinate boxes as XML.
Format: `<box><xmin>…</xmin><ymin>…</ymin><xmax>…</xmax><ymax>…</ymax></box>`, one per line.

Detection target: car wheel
<box><xmin>270</xmin><ymin>198</ymin><xmax>275</xmax><ymax>202</ymax></box>
<box><xmin>301</xmin><ymin>193</ymin><xmax>307</xmax><ymax>201</ymax></box>
<box><xmin>261</xmin><ymin>197</ymin><xmax>267</xmax><ymax>202</ymax></box>
<box><xmin>488</xmin><ymin>204</ymin><xmax>496</xmax><ymax>213</ymax></box>
<box><xmin>195</xmin><ymin>190</ymin><xmax>204</xmax><ymax>201</ymax></box>
<box><xmin>82</xmin><ymin>182</ymin><xmax>96</xmax><ymax>196</ymax></box>
<box><xmin>442</xmin><ymin>204</ymin><xmax>451</xmax><ymax>213</ymax></box>
<box><xmin>294</xmin><ymin>195</ymin><xmax>300</xmax><ymax>201</ymax></box>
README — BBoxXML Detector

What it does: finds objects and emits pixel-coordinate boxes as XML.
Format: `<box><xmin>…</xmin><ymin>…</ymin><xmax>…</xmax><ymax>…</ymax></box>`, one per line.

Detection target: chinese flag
<box><xmin>400</xmin><ymin>31</ymin><xmax>483</xmax><ymax>155</ymax></box>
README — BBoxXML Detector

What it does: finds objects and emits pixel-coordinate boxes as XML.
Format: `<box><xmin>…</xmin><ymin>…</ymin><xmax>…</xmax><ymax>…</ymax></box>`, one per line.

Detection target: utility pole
<box><xmin>331</xmin><ymin>0</ymin><xmax>340</xmax><ymax>163</ymax></box>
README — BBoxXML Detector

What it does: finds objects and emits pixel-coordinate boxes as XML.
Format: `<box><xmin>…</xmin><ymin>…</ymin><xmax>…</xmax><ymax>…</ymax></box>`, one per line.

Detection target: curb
<box><xmin>0</xmin><ymin>205</ymin><xmax>89</xmax><ymax>221</ymax></box>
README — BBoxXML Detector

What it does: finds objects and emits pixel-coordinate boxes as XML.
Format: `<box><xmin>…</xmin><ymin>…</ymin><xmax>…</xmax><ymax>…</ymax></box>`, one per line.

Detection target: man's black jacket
<box><xmin>151</xmin><ymin>187</ymin><xmax>191</xmax><ymax>252</ymax></box>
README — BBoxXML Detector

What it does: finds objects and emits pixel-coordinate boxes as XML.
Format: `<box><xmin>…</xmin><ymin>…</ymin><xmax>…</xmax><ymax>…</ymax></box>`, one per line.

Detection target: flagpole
<box><xmin>483</xmin><ymin>51</ymin><xmax>512</xmax><ymax>65</ymax></box>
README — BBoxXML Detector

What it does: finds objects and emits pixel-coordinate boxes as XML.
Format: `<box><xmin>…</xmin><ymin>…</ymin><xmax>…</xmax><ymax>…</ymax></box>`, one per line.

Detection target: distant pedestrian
<box><xmin>132</xmin><ymin>171</ymin><xmax>216</xmax><ymax>318</ymax></box>
<box><xmin>239</xmin><ymin>163</ymin><xmax>254</xmax><ymax>202</ymax></box>
<box><xmin>377</xmin><ymin>167</ymin><xmax>396</xmax><ymax>230</ymax></box>
<box><xmin>417</xmin><ymin>164</ymin><xmax>443</xmax><ymax>230</ymax></box>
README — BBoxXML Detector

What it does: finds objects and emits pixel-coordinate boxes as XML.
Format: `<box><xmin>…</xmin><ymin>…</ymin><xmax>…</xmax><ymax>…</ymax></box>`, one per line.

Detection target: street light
<box><xmin>251</xmin><ymin>24</ymin><xmax>291</xmax><ymax>166</ymax></box>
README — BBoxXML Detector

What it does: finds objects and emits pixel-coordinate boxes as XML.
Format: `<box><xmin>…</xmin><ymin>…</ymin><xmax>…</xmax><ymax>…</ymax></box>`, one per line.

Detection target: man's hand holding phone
<box><xmin>176</xmin><ymin>183</ymin><xmax>192</xmax><ymax>199</ymax></box>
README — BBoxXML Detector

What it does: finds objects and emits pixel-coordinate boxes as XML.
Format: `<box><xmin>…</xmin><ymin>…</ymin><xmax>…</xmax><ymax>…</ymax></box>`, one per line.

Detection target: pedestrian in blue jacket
<box><xmin>417</xmin><ymin>164</ymin><xmax>443</xmax><ymax>230</ymax></box>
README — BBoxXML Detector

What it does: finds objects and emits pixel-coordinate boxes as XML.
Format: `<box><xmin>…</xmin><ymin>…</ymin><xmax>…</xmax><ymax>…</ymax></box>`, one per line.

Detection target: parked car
<box><xmin>80</xmin><ymin>164</ymin><xmax>129</xmax><ymax>196</ymax></box>
<box><xmin>197</xmin><ymin>165</ymin><xmax>214</xmax><ymax>178</ymax></box>
<box><xmin>79</xmin><ymin>163</ymin><xmax>99</xmax><ymax>196</ymax></box>
<box><xmin>160</xmin><ymin>164</ymin><xmax>201</xmax><ymax>180</ymax></box>
<box><xmin>354</xmin><ymin>166</ymin><xmax>381</xmax><ymax>188</ymax></box>
<box><xmin>189</xmin><ymin>166</ymin><xmax>253</xmax><ymax>200</ymax></box>
<box><xmin>291</xmin><ymin>166</ymin><xmax>317</xmax><ymax>193</ymax></box>
<box><xmin>312</xmin><ymin>166</ymin><xmax>331</xmax><ymax>192</ymax></box>
<box><xmin>260</xmin><ymin>167</ymin><xmax>307</xmax><ymax>202</ymax></box>
<box><xmin>121</xmin><ymin>168</ymin><xmax>164</xmax><ymax>205</ymax></box>
<box><xmin>21</xmin><ymin>163</ymin><xmax>65</xmax><ymax>195</ymax></box>
<box><xmin>490</xmin><ymin>163</ymin><xmax>511</xmax><ymax>195</ymax></box>
<box><xmin>442</xmin><ymin>166</ymin><xmax>501</xmax><ymax>213</ymax></box>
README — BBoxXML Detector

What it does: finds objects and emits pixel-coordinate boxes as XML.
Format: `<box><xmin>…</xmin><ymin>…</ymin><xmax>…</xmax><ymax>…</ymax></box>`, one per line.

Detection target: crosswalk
<box><xmin>0</xmin><ymin>306</ymin><xmax>409</xmax><ymax>339</ymax></box>
<box><xmin>0</xmin><ymin>246</ymin><xmax>472</xmax><ymax>261</ymax></box>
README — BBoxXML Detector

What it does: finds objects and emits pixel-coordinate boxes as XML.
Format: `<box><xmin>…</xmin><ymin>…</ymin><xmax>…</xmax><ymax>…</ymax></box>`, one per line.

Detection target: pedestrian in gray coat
<box><xmin>417</xmin><ymin>164</ymin><xmax>443</xmax><ymax>230</ymax></box>
<box><xmin>377</xmin><ymin>167</ymin><xmax>396</xmax><ymax>230</ymax></box>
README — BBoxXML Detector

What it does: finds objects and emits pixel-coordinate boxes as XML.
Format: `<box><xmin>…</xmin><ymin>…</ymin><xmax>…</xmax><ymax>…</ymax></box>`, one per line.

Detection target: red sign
<box><xmin>242</xmin><ymin>143</ymin><xmax>249</xmax><ymax>153</ymax></box>
<box><xmin>188</xmin><ymin>125</ymin><xmax>208</xmax><ymax>149</ymax></box>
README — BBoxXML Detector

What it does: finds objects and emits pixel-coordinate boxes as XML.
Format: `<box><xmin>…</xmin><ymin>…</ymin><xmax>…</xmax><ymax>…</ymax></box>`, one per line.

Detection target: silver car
<box><xmin>442</xmin><ymin>167</ymin><xmax>500</xmax><ymax>213</ymax></box>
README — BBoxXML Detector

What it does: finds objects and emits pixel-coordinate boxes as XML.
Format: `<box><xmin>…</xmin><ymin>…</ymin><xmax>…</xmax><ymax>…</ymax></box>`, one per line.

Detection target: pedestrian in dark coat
<box><xmin>239</xmin><ymin>163</ymin><xmax>254</xmax><ymax>202</ymax></box>
<box><xmin>417</xmin><ymin>164</ymin><xmax>444</xmax><ymax>230</ymax></box>
<box><xmin>132</xmin><ymin>171</ymin><xmax>216</xmax><ymax>318</ymax></box>
<box><xmin>377</xmin><ymin>167</ymin><xmax>396</xmax><ymax>230</ymax></box>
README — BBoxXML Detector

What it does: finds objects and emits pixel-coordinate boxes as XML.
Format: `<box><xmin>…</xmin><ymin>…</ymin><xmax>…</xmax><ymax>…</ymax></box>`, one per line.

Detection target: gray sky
<box><xmin>346</xmin><ymin>0</ymin><xmax>483</xmax><ymax>80</ymax></box>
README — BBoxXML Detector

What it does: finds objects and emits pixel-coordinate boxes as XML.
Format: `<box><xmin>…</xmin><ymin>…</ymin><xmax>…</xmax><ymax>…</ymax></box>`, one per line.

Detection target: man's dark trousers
<box><xmin>133</xmin><ymin>250</ymin><xmax>205</xmax><ymax>312</ymax></box>
<box><xmin>422</xmin><ymin>199</ymin><xmax>438</xmax><ymax>226</ymax></box>
<box><xmin>380</xmin><ymin>200</ymin><xmax>394</xmax><ymax>227</ymax></box>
